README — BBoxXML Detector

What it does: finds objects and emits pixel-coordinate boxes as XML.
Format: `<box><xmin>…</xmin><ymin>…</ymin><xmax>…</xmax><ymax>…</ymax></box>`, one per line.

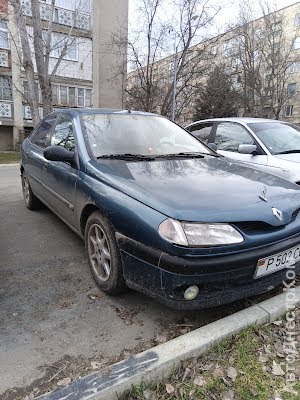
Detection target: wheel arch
<box><xmin>80</xmin><ymin>204</ymin><xmax>103</xmax><ymax>235</ymax></box>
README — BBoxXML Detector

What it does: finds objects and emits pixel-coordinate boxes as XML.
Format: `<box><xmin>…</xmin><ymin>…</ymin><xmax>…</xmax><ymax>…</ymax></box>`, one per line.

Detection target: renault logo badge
<box><xmin>272</xmin><ymin>207</ymin><xmax>283</xmax><ymax>221</ymax></box>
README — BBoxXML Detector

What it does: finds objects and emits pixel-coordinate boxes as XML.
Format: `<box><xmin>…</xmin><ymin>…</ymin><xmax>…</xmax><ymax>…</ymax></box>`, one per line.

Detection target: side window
<box><xmin>31</xmin><ymin>115</ymin><xmax>57</xmax><ymax>148</ymax></box>
<box><xmin>51</xmin><ymin>114</ymin><xmax>75</xmax><ymax>151</ymax></box>
<box><xmin>189</xmin><ymin>123</ymin><xmax>213</xmax><ymax>143</ymax></box>
<box><xmin>215</xmin><ymin>123</ymin><xmax>254</xmax><ymax>152</ymax></box>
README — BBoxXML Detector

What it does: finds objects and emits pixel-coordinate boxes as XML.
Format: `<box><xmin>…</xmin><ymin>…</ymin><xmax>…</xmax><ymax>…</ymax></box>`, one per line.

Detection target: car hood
<box><xmin>87</xmin><ymin>157</ymin><xmax>300</xmax><ymax>225</ymax></box>
<box><xmin>275</xmin><ymin>153</ymin><xmax>300</xmax><ymax>163</ymax></box>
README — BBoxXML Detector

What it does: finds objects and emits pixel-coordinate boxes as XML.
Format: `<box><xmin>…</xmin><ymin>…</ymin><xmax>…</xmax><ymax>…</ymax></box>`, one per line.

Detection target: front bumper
<box><xmin>116</xmin><ymin>233</ymin><xmax>300</xmax><ymax>310</ymax></box>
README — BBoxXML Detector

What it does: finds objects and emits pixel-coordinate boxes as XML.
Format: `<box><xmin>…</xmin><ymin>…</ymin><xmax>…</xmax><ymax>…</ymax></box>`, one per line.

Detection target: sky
<box><xmin>210</xmin><ymin>0</ymin><xmax>299</xmax><ymax>32</ymax></box>
<box><xmin>128</xmin><ymin>0</ymin><xmax>299</xmax><ymax>35</ymax></box>
<box><xmin>127</xmin><ymin>0</ymin><xmax>299</xmax><ymax>68</ymax></box>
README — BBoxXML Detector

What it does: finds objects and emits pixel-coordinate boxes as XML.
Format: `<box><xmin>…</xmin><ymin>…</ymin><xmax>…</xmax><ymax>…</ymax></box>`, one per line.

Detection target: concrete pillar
<box><xmin>92</xmin><ymin>0</ymin><xmax>128</xmax><ymax>109</ymax></box>
<box><xmin>8</xmin><ymin>1</ymin><xmax>24</xmax><ymax>149</ymax></box>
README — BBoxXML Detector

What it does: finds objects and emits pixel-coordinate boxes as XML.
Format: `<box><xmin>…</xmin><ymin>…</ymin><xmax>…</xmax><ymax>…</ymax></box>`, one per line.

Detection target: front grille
<box><xmin>291</xmin><ymin>208</ymin><xmax>300</xmax><ymax>221</ymax></box>
<box><xmin>234</xmin><ymin>221</ymin><xmax>284</xmax><ymax>233</ymax></box>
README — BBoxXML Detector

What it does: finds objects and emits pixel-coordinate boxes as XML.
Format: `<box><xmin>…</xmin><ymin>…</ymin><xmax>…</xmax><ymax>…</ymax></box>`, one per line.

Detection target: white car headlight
<box><xmin>158</xmin><ymin>218</ymin><xmax>188</xmax><ymax>246</ymax></box>
<box><xmin>159</xmin><ymin>219</ymin><xmax>244</xmax><ymax>247</ymax></box>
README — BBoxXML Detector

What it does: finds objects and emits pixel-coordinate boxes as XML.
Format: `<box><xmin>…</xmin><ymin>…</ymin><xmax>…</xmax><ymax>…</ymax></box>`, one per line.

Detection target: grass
<box><xmin>121</xmin><ymin>310</ymin><xmax>300</xmax><ymax>400</ymax></box>
<box><xmin>0</xmin><ymin>151</ymin><xmax>20</xmax><ymax>164</ymax></box>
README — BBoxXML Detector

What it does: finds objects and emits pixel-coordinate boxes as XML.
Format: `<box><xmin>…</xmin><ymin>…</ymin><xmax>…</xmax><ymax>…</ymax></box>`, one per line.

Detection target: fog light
<box><xmin>184</xmin><ymin>285</ymin><xmax>199</xmax><ymax>300</ymax></box>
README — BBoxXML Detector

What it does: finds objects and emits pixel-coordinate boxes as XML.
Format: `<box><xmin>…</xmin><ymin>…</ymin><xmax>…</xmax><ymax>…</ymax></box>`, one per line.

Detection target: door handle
<box><xmin>42</xmin><ymin>162</ymin><xmax>48</xmax><ymax>171</ymax></box>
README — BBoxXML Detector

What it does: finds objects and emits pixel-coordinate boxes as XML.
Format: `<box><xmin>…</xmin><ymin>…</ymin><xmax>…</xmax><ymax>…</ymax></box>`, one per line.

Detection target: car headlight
<box><xmin>158</xmin><ymin>219</ymin><xmax>244</xmax><ymax>247</ymax></box>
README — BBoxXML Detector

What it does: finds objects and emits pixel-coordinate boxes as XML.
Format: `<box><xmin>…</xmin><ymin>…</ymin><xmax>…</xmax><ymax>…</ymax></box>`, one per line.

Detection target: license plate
<box><xmin>255</xmin><ymin>244</ymin><xmax>300</xmax><ymax>278</ymax></box>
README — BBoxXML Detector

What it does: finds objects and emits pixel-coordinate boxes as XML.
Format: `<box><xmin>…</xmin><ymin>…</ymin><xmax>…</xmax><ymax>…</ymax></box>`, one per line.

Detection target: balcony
<box><xmin>0</xmin><ymin>101</ymin><xmax>13</xmax><ymax>118</ymax></box>
<box><xmin>21</xmin><ymin>0</ymin><xmax>91</xmax><ymax>31</ymax></box>
<box><xmin>0</xmin><ymin>51</ymin><xmax>9</xmax><ymax>68</ymax></box>
<box><xmin>23</xmin><ymin>105</ymin><xmax>43</xmax><ymax>121</ymax></box>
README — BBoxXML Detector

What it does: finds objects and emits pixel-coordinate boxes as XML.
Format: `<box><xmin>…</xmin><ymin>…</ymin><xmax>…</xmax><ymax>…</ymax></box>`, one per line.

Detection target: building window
<box><xmin>51</xmin><ymin>85</ymin><xmax>92</xmax><ymax>107</ymax></box>
<box><xmin>69</xmin><ymin>87</ymin><xmax>76</xmax><ymax>107</ymax></box>
<box><xmin>294</xmin><ymin>37</ymin><xmax>300</xmax><ymax>50</ymax></box>
<box><xmin>285</xmin><ymin>105</ymin><xmax>293</xmax><ymax>117</ymax></box>
<box><xmin>223</xmin><ymin>39</ymin><xmax>236</xmax><ymax>56</ymax></box>
<box><xmin>0</xmin><ymin>76</ymin><xmax>12</xmax><ymax>101</ymax></box>
<box><xmin>295</xmin><ymin>14</ymin><xmax>300</xmax><ymax>26</ymax></box>
<box><xmin>0</xmin><ymin>21</ymin><xmax>9</xmax><ymax>49</ymax></box>
<box><xmin>51</xmin><ymin>33</ymin><xmax>78</xmax><ymax>61</ymax></box>
<box><xmin>85</xmin><ymin>89</ymin><xmax>92</xmax><ymax>107</ymax></box>
<box><xmin>52</xmin><ymin>84</ymin><xmax>59</xmax><ymax>104</ymax></box>
<box><xmin>23</xmin><ymin>81</ymin><xmax>41</xmax><ymax>102</ymax></box>
<box><xmin>60</xmin><ymin>86</ymin><xmax>68</xmax><ymax>105</ymax></box>
<box><xmin>169</xmin><ymin>61</ymin><xmax>174</xmax><ymax>73</ymax></box>
<box><xmin>77</xmin><ymin>88</ymin><xmax>85</xmax><ymax>106</ymax></box>
<box><xmin>287</xmin><ymin>83</ymin><xmax>296</xmax><ymax>96</ymax></box>
<box><xmin>289</xmin><ymin>62</ymin><xmax>300</xmax><ymax>73</ymax></box>
<box><xmin>211</xmin><ymin>46</ymin><xmax>217</xmax><ymax>55</ymax></box>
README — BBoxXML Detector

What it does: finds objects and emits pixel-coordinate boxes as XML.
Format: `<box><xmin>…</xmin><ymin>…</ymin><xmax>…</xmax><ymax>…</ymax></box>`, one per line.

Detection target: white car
<box><xmin>186</xmin><ymin>117</ymin><xmax>300</xmax><ymax>184</ymax></box>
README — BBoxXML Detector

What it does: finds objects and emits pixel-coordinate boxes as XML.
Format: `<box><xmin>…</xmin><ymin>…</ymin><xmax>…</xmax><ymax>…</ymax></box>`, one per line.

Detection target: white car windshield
<box><xmin>81</xmin><ymin>113</ymin><xmax>211</xmax><ymax>158</ymax></box>
<box><xmin>249</xmin><ymin>122</ymin><xmax>300</xmax><ymax>155</ymax></box>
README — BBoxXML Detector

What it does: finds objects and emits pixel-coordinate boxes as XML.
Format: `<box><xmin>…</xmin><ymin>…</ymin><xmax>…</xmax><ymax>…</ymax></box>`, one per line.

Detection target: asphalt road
<box><xmin>0</xmin><ymin>164</ymin><xmax>234</xmax><ymax>397</ymax></box>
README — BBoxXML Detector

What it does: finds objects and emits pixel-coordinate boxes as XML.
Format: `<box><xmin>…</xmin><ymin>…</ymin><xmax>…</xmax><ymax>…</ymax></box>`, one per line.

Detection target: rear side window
<box><xmin>31</xmin><ymin>115</ymin><xmax>57</xmax><ymax>148</ymax></box>
<box><xmin>51</xmin><ymin>114</ymin><xmax>75</xmax><ymax>151</ymax></box>
<box><xmin>189</xmin><ymin>123</ymin><xmax>213</xmax><ymax>143</ymax></box>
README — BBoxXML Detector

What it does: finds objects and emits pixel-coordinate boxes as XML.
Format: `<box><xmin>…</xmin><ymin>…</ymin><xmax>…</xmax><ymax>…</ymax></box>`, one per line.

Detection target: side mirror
<box><xmin>238</xmin><ymin>144</ymin><xmax>257</xmax><ymax>154</ymax></box>
<box><xmin>207</xmin><ymin>142</ymin><xmax>217</xmax><ymax>152</ymax></box>
<box><xmin>44</xmin><ymin>145</ymin><xmax>75</xmax><ymax>163</ymax></box>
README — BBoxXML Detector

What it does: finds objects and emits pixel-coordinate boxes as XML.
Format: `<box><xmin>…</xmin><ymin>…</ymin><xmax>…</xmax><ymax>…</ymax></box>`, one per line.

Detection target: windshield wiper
<box><xmin>97</xmin><ymin>153</ymin><xmax>155</xmax><ymax>161</ymax></box>
<box><xmin>155</xmin><ymin>152</ymin><xmax>219</xmax><ymax>159</ymax></box>
<box><xmin>275</xmin><ymin>150</ymin><xmax>300</xmax><ymax>155</ymax></box>
<box><xmin>96</xmin><ymin>151</ymin><xmax>219</xmax><ymax>161</ymax></box>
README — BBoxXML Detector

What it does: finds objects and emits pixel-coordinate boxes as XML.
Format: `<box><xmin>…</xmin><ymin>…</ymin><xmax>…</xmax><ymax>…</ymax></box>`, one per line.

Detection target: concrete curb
<box><xmin>37</xmin><ymin>286</ymin><xmax>300</xmax><ymax>400</ymax></box>
<box><xmin>0</xmin><ymin>163</ymin><xmax>19</xmax><ymax>167</ymax></box>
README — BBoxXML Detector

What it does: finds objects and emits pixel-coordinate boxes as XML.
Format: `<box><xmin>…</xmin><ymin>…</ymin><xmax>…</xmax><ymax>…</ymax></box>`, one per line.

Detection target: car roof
<box><xmin>187</xmin><ymin>117</ymin><xmax>282</xmax><ymax>127</ymax></box>
<box><xmin>49</xmin><ymin>108</ymin><xmax>157</xmax><ymax>117</ymax></box>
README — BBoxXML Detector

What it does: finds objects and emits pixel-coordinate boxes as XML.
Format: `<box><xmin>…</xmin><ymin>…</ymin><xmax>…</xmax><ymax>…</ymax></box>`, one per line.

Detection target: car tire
<box><xmin>85</xmin><ymin>211</ymin><xmax>127</xmax><ymax>294</ymax></box>
<box><xmin>21</xmin><ymin>172</ymin><xmax>42</xmax><ymax>210</ymax></box>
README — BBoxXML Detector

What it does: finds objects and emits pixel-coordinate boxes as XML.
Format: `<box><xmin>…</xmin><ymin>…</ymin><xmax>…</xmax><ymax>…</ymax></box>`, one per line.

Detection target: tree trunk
<box><xmin>10</xmin><ymin>0</ymin><xmax>40</xmax><ymax>125</ymax></box>
<box><xmin>31</xmin><ymin>0</ymin><xmax>53</xmax><ymax>116</ymax></box>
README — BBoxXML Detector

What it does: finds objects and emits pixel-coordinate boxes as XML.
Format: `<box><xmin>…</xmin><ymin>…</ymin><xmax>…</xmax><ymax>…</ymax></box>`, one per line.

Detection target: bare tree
<box><xmin>233</xmin><ymin>1</ymin><xmax>300</xmax><ymax>119</ymax></box>
<box><xmin>8</xmin><ymin>0</ymin><xmax>87</xmax><ymax>125</ymax></box>
<box><xmin>123</xmin><ymin>0</ymin><xmax>222</xmax><ymax>120</ymax></box>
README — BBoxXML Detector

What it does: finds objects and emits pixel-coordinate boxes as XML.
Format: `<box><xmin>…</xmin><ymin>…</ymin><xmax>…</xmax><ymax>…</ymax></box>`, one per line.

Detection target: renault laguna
<box><xmin>20</xmin><ymin>109</ymin><xmax>300</xmax><ymax>309</ymax></box>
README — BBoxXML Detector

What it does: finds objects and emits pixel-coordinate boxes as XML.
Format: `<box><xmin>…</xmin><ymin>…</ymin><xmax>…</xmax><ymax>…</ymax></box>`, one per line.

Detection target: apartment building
<box><xmin>127</xmin><ymin>2</ymin><xmax>300</xmax><ymax>126</ymax></box>
<box><xmin>0</xmin><ymin>0</ymin><xmax>128</xmax><ymax>150</ymax></box>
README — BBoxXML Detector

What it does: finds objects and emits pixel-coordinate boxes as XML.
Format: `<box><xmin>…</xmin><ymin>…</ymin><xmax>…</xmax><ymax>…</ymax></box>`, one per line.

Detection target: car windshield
<box><xmin>81</xmin><ymin>113</ymin><xmax>211</xmax><ymax>158</ymax></box>
<box><xmin>248</xmin><ymin>122</ymin><xmax>300</xmax><ymax>155</ymax></box>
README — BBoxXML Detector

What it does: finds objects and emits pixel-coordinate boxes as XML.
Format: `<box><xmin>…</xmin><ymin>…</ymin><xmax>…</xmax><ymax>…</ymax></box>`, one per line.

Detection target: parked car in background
<box><xmin>186</xmin><ymin>118</ymin><xmax>300</xmax><ymax>184</ymax></box>
<box><xmin>21</xmin><ymin>110</ymin><xmax>300</xmax><ymax>309</ymax></box>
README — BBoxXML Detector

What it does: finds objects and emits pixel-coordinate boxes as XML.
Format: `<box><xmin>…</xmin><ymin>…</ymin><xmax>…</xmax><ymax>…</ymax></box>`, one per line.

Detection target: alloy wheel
<box><xmin>87</xmin><ymin>223</ymin><xmax>111</xmax><ymax>282</ymax></box>
<box><xmin>23</xmin><ymin>176</ymin><xmax>30</xmax><ymax>205</ymax></box>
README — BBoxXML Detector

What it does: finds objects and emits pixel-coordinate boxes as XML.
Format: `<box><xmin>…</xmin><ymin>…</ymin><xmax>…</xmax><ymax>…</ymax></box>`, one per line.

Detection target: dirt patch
<box><xmin>1</xmin><ymin>285</ymin><xmax>292</xmax><ymax>400</ymax></box>
<box><xmin>1</xmin><ymin>339</ymin><xmax>155</xmax><ymax>400</ymax></box>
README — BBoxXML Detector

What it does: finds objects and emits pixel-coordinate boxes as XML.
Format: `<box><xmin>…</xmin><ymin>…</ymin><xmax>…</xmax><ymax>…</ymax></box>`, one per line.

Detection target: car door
<box><xmin>24</xmin><ymin>114</ymin><xmax>58</xmax><ymax>198</ymax></box>
<box><xmin>188</xmin><ymin>122</ymin><xmax>215</xmax><ymax>144</ymax></box>
<box><xmin>41</xmin><ymin>113</ymin><xmax>78</xmax><ymax>228</ymax></box>
<box><xmin>212</xmin><ymin>122</ymin><xmax>268</xmax><ymax>170</ymax></box>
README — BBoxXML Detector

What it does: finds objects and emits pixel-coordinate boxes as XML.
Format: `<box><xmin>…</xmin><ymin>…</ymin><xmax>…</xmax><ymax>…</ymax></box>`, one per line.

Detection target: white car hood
<box><xmin>275</xmin><ymin>153</ymin><xmax>300</xmax><ymax>163</ymax></box>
